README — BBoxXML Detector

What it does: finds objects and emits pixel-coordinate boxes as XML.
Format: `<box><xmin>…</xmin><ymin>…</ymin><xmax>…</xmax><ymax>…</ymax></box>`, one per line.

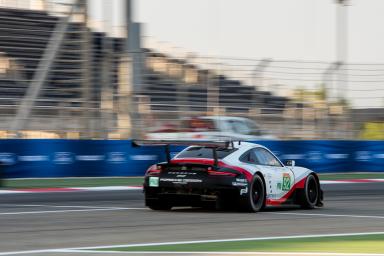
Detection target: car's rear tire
<box><xmin>300</xmin><ymin>174</ymin><xmax>319</xmax><ymax>209</ymax></box>
<box><xmin>146</xmin><ymin>198</ymin><xmax>172</xmax><ymax>211</ymax></box>
<box><xmin>239</xmin><ymin>174</ymin><xmax>265</xmax><ymax>212</ymax></box>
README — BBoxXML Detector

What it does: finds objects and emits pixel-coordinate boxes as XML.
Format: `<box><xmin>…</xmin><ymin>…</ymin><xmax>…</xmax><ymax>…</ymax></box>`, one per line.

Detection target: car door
<box><xmin>253</xmin><ymin>148</ymin><xmax>295</xmax><ymax>200</ymax></box>
<box><xmin>239</xmin><ymin>148</ymin><xmax>277</xmax><ymax>200</ymax></box>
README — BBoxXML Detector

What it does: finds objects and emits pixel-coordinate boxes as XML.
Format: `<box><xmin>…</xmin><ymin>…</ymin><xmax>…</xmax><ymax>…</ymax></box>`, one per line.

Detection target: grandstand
<box><xmin>0</xmin><ymin>6</ymin><xmax>88</xmax><ymax>135</ymax></box>
<box><xmin>0</xmin><ymin>2</ymin><xmax>294</xmax><ymax>139</ymax></box>
<box><xmin>143</xmin><ymin>49</ymin><xmax>288</xmax><ymax>115</ymax></box>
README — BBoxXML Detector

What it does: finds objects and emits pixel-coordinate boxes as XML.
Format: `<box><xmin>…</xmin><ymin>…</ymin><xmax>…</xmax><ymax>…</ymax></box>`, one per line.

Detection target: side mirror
<box><xmin>286</xmin><ymin>160</ymin><xmax>295</xmax><ymax>167</ymax></box>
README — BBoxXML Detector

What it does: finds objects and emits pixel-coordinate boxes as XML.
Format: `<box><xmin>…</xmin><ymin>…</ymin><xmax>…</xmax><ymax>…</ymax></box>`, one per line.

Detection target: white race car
<box><xmin>135</xmin><ymin>140</ymin><xmax>323</xmax><ymax>212</ymax></box>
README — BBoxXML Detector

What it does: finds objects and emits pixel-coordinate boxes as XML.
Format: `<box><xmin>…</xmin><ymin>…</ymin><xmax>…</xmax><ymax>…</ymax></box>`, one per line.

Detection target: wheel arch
<box><xmin>310</xmin><ymin>172</ymin><xmax>321</xmax><ymax>187</ymax></box>
<box><xmin>255</xmin><ymin>171</ymin><xmax>266</xmax><ymax>187</ymax></box>
<box><xmin>296</xmin><ymin>171</ymin><xmax>323</xmax><ymax>208</ymax></box>
<box><xmin>310</xmin><ymin>172</ymin><xmax>324</xmax><ymax>206</ymax></box>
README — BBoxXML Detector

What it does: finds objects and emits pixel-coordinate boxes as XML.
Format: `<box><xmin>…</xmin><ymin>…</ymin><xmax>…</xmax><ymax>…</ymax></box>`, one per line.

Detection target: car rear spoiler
<box><xmin>132</xmin><ymin>140</ymin><xmax>234</xmax><ymax>168</ymax></box>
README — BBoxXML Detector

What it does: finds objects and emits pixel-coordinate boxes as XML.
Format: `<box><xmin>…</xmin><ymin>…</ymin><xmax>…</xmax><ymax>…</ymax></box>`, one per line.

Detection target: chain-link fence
<box><xmin>0</xmin><ymin>0</ymin><xmax>383</xmax><ymax>140</ymax></box>
<box><xmin>136</xmin><ymin>52</ymin><xmax>384</xmax><ymax>140</ymax></box>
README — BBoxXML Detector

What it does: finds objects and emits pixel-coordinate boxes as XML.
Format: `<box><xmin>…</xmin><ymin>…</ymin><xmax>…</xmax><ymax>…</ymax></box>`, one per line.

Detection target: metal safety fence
<box><xmin>0</xmin><ymin>0</ymin><xmax>383</xmax><ymax>140</ymax></box>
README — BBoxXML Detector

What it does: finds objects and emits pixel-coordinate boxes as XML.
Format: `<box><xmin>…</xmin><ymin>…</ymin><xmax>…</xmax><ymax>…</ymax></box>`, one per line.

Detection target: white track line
<box><xmin>1</xmin><ymin>232</ymin><xmax>384</xmax><ymax>255</ymax></box>
<box><xmin>271</xmin><ymin>212</ymin><xmax>384</xmax><ymax>219</ymax></box>
<box><xmin>0</xmin><ymin>204</ymin><xmax>128</xmax><ymax>209</ymax></box>
<box><xmin>0</xmin><ymin>179</ymin><xmax>382</xmax><ymax>195</ymax></box>
<box><xmin>0</xmin><ymin>249</ymin><xmax>56</xmax><ymax>255</ymax></box>
<box><xmin>57</xmin><ymin>250</ymin><xmax>384</xmax><ymax>255</ymax></box>
<box><xmin>0</xmin><ymin>207</ymin><xmax>146</xmax><ymax>216</ymax></box>
<box><xmin>72</xmin><ymin>186</ymin><xmax>142</xmax><ymax>191</ymax></box>
<box><xmin>320</xmin><ymin>180</ymin><xmax>350</xmax><ymax>184</ymax></box>
<box><xmin>320</xmin><ymin>179</ymin><xmax>384</xmax><ymax>184</ymax></box>
<box><xmin>67</xmin><ymin>231</ymin><xmax>384</xmax><ymax>250</ymax></box>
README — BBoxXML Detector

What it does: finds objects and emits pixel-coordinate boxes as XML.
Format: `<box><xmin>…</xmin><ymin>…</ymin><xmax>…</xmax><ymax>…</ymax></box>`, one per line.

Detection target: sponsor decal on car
<box><xmin>160</xmin><ymin>178</ymin><xmax>202</xmax><ymax>184</ymax></box>
<box><xmin>232</xmin><ymin>182</ymin><xmax>248</xmax><ymax>186</ymax></box>
<box><xmin>149</xmin><ymin>177</ymin><xmax>159</xmax><ymax>187</ymax></box>
<box><xmin>282</xmin><ymin>173</ymin><xmax>291</xmax><ymax>191</ymax></box>
<box><xmin>240</xmin><ymin>187</ymin><xmax>248</xmax><ymax>195</ymax></box>
<box><xmin>232</xmin><ymin>178</ymin><xmax>248</xmax><ymax>187</ymax></box>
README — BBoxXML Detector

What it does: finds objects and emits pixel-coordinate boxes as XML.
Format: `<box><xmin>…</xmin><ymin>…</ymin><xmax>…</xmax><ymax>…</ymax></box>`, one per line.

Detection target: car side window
<box><xmin>253</xmin><ymin>148</ymin><xmax>282</xmax><ymax>167</ymax></box>
<box><xmin>240</xmin><ymin>150</ymin><xmax>260</xmax><ymax>164</ymax></box>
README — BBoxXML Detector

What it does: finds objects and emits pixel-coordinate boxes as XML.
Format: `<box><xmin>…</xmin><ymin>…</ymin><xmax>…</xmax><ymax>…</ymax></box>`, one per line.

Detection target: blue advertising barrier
<box><xmin>0</xmin><ymin>139</ymin><xmax>382</xmax><ymax>178</ymax></box>
<box><xmin>254</xmin><ymin>140</ymin><xmax>383</xmax><ymax>173</ymax></box>
<box><xmin>0</xmin><ymin>140</ymin><xmax>166</xmax><ymax>178</ymax></box>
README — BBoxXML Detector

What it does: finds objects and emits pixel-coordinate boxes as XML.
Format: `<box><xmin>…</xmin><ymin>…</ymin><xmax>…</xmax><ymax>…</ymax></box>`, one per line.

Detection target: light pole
<box><xmin>322</xmin><ymin>61</ymin><xmax>342</xmax><ymax>102</ymax></box>
<box><xmin>125</xmin><ymin>0</ymin><xmax>143</xmax><ymax>139</ymax></box>
<box><xmin>335</xmin><ymin>0</ymin><xmax>349</xmax><ymax>100</ymax></box>
<box><xmin>334</xmin><ymin>0</ymin><xmax>350</xmax><ymax>138</ymax></box>
<box><xmin>252</xmin><ymin>58</ymin><xmax>272</xmax><ymax>90</ymax></box>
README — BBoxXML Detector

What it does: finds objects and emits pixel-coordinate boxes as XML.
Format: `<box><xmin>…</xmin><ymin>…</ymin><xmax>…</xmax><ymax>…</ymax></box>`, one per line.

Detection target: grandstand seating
<box><xmin>0</xmin><ymin>7</ymin><xmax>86</xmax><ymax>110</ymax></box>
<box><xmin>0</xmin><ymin>5</ymin><xmax>288</xmax><ymax>136</ymax></box>
<box><xmin>142</xmin><ymin>53</ymin><xmax>288</xmax><ymax>114</ymax></box>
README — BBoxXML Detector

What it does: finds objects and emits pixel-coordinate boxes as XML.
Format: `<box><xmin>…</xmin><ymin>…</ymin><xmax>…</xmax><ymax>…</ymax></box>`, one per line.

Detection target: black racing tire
<box><xmin>146</xmin><ymin>198</ymin><xmax>172</xmax><ymax>211</ymax></box>
<box><xmin>300</xmin><ymin>174</ymin><xmax>319</xmax><ymax>209</ymax></box>
<box><xmin>239</xmin><ymin>174</ymin><xmax>265</xmax><ymax>212</ymax></box>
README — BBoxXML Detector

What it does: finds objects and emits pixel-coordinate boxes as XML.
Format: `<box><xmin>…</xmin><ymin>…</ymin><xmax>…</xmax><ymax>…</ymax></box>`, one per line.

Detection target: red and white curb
<box><xmin>320</xmin><ymin>179</ymin><xmax>384</xmax><ymax>184</ymax></box>
<box><xmin>0</xmin><ymin>179</ymin><xmax>383</xmax><ymax>194</ymax></box>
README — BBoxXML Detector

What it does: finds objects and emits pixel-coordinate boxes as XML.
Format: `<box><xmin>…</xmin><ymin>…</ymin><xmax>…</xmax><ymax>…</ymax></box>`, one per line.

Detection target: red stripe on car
<box><xmin>219</xmin><ymin>162</ymin><xmax>253</xmax><ymax>182</ymax></box>
<box><xmin>266</xmin><ymin>176</ymin><xmax>307</xmax><ymax>206</ymax></box>
<box><xmin>170</xmin><ymin>158</ymin><xmax>253</xmax><ymax>182</ymax></box>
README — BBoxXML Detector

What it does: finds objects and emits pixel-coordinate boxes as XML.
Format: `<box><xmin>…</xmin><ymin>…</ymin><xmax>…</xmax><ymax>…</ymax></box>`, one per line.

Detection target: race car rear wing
<box><xmin>132</xmin><ymin>140</ymin><xmax>234</xmax><ymax>168</ymax></box>
<box><xmin>132</xmin><ymin>140</ymin><xmax>231</xmax><ymax>148</ymax></box>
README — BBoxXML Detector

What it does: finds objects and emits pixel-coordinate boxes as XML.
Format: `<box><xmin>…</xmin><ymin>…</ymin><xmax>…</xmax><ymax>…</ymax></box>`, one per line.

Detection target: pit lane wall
<box><xmin>0</xmin><ymin>140</ymin><xmax>382</xmax><ymax>178</ymax></box>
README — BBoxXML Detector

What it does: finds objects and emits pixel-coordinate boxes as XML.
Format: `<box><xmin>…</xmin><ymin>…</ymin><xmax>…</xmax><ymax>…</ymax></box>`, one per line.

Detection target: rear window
<box><xmin>176</xmin><ymin>147</ymin><xmax>236</xmax><ymax>159</ymax></box>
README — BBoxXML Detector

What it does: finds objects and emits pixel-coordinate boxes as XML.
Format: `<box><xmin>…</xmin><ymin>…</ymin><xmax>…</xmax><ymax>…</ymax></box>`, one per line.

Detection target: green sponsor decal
<box><xmin>277</xmin><ymin>182</ymin><xmax>282</xmax><ymax>190</ymax></box>
<box><xmin>149</xmin><ymin>177</ymin><xmax>159</xmax><ymax>187</ymax></box>
<box><xmin>282</xmin><ymin>173</ymin><xmax>291</xmax><ymax>191</ymax></box>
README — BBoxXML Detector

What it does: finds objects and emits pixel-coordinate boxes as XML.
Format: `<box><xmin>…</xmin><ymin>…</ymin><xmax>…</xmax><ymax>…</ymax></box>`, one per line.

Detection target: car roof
<box><xmin>227</xmin><ymin>142</ymin><xmax>283</xmax><ymax>166</ymax></box>
<box><xmin>231</xmin><ymin>141</ymin><xmax>268</xmax><ymax>152</ymax></box>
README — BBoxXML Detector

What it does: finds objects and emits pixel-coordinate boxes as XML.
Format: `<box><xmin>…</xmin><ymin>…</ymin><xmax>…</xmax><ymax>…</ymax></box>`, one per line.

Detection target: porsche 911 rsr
<box><xmin>134</xmin><ymin>140</ymin><xmax>323</xmax><ymax>212</ymax></box>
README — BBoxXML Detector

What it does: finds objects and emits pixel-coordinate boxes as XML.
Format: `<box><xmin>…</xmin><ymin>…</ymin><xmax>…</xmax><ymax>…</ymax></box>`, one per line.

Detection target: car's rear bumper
<box><xmin>144</xmin><ymin>175</ymin><xmax>248</xmax><ymax>207</ymax></box>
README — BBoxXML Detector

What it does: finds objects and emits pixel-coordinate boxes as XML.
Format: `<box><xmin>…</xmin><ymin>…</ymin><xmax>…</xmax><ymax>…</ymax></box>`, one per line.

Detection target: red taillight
<box><xmin>208</xmin><ymin>170</ymin><xmax>237</xmax><ymax>177</ymax></box>
<box><xmin>146</xmin><ymin>164</ymin><xmax>161</xmax><ymax>175</ymax></box>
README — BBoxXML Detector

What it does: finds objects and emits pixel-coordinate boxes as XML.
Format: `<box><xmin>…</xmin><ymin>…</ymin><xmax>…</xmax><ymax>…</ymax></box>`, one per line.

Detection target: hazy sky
<box><xmin>88</xmin><ymin>0</ymin><xmax>384</xmax><ymax>107</ymax></box>
<box><xmin>88</xmin><ymin>0</ymin><xmax>384</xmax><ymax>62</ymax></box>
<box><xmin>135</xmin><ymin>0</ymin><xmax>384</xmax><ymax>63</ymax></box>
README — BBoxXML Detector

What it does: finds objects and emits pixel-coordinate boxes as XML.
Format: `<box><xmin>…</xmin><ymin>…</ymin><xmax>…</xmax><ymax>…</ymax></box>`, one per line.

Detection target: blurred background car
<box><xmin>145</xmin><ymin>116</ymin><xmax>276</xmax><ymax>140</ymax></box>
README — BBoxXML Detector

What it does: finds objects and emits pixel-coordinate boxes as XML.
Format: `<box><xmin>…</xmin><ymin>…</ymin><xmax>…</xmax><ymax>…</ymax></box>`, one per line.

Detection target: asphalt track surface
<box><xmin>0</xmin><ymin>182</ymin><xmax>384</xmax><ymax>255</ymax></box>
